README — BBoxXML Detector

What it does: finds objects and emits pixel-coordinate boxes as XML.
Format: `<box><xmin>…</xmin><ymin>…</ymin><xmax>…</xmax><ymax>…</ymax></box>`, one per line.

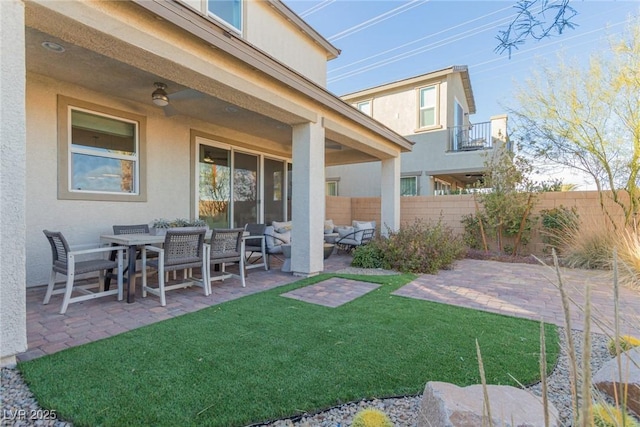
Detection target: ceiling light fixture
<box><xmin>151</xmin><ymin>82</ymin><xmax>169</xmax><ymax>107</ymax></box>
<box><xmin>41</xmin><ymin>41</ymin><xmax>65</xmax><ymax>53</ymax></box>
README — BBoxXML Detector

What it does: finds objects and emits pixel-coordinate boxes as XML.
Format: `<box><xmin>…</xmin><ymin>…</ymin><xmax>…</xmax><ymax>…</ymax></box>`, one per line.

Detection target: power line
<box><xmin>299</xmin><ymin>0</ymin><xmax>336</xmax><ymax>18</ymax></box>
<box><xmin>329</xmin><ymin>4</ymin><xmax>514</xmax><ymax>74</ymax></box>
<box><xmin>328</xmin><ymin>14</ymin><xmax>516</xmax><ymax>83</ymax></box>
<box><xmin>328</xmin><ymin>0</ymin><xmax>429</xmax><ymax>42</ymax></box>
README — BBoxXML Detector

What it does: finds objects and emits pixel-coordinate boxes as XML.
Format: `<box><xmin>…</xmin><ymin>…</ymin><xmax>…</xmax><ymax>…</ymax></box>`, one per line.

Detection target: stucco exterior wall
<box><xmin>1</xmin><ymin>0</ymin><xmax>28</xmax><ymax>365</ymax></box>
<box><xmin>245</xmin><ymin>2</ymin><xmax>328</xmax><ymax>87</ymax></box>
<box><xmin>328</xmin><ymin>191</ymin><xmax>627</xmax><ymax>256</ymax></box>
<box><xmin>26</xmin><ymin>73</ymin><xmax>300</xmax><ymax>287</ymax></box>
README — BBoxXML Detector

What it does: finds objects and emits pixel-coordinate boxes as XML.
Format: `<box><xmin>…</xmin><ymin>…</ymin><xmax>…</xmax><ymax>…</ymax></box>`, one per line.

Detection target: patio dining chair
<box><xmin>141</xmin><ymin>228</ymin><xmax>209</xmax><ymax>306</ymax></box>
<box><xmin>108</xmin><ymin>224</ymin><xmax>156</xmax><ymax>288</ymax></box>
<box><xmin>42</xmin><ymin>230</ymin><xmax>125</xmax><ymax>314</ymax></box>
<box><xmin>244</xmin><ymin>223</ymin><xmax>267</xmax><ymax>270</ymax></box>
<box><xmin>208</xmin><ymin>228</ymin><xmax>246</xmax><ymax>290</ymax></box>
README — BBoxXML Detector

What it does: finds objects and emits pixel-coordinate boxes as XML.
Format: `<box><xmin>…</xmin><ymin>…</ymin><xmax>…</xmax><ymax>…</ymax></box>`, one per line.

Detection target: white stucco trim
<box><xmin>1</xmin><ymin>0</ymin><xmax>28</xmax><ymax>367</ymax></box>
<box><xmin>291</xmin><ymin>120</ymin><xmax>325</xmax><ymax>276</ymax></box>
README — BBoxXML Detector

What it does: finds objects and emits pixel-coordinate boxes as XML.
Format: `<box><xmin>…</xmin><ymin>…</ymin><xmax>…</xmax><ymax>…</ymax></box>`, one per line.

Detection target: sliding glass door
<box><xmin>196</xmin><ymin>138</ymin><xmax>291</xmax><ymax>227</ymax></box>
<box><xmin>199</xmin><ymin>145</ymin><xmax>231</xmax><ymax>228</ymax></box>
<box><xmin>233</xmin><ymin>152</ymin><xmax>258</xmax><ymax>226</ymax></box>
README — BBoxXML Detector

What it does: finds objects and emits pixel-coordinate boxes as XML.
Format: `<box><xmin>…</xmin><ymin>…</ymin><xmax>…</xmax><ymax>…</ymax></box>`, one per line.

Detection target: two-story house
<box><xmin>0</xmin><ymin>0</ymin><xmax>412</xmax><ymax>365</ymax></box>
<box><xmin>326</xmin><ymin>66</ymin><xmax>508</xmax><ymax>197</ymax></box>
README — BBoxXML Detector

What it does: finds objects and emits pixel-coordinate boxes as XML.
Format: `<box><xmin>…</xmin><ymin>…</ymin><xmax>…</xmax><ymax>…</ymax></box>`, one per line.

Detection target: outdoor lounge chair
<box><xmin>208</xmin><ymin>228</ymin><xmax>246</xmax><ymax>289</ymax></box>
<box><xmin>141</xmin><ymin>228</ymin><xmax>209</xmax><ymax>306</ymax></box>
<box><xmin>335</xmin><ymin>220</ymin><xmax>376</xmax><ymax>254</ymax></box>
<box><xmin>42</xmin><ymin>230</ymin><xmax>125</xmax><ymax>314</ymax></box>
<box><xmin>264</xmin><ymin>225</ymin><xmax>290</xmax><ymax>269</ymax></box>
<box><xmin>244</xmin><ymin>223</ymin><xmax>267</xmax><ymax>270</ymax></box>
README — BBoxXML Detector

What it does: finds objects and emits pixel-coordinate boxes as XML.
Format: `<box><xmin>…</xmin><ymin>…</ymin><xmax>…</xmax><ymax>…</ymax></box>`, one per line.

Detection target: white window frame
<box><xmin>400</xmin><ymin>176</ymin><xmax>418</xmax><ymax>197</ymax></box>
<box><xmin>356</xmin><ymin>100</ymin><xmax>372</xmax><ymax>116</ymax></box>
<box><xmin>57</xmin><ymin>95</ymin><xmax>147</xmax><ymax>202</ymax></box>
<box><xmin>326</xmin><ymin>179</ymin><xmax>339</xmax><ymax>196</ymax></box>
<box><xmin>207</xmin><ymin>0</ymin><xmax>243</xmax><ymax>33</ymax></box>
<box><xmin>417</xmin><ymin>84</ymin><xmax>438</xmax><ymax>129</ymax></box>
<box><xmin>434</xmin><ymin>178</ymin><xmax>452</xmax><ymax>196</ymax></box>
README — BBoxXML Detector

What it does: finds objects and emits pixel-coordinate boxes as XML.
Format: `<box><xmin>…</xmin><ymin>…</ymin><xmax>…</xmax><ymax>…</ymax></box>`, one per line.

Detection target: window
<box><xmin>400</xmin><ymin>176</ymin><xmax>418</xmax><ymax>196</ymax></box>
<box><xmin>58</xmin><ymin>96</ymin><xmax>146</xmax><ymax>201</ymax></box>
<box><xmin>326</xmin><ymin>180</ymin><xmax>338</xmax><ymax>196</ymax></box>
<box><xmin>356</xmin><ymin>100</ymin><xmax>372</xmax><ymax>116</ymax></box>
<box><xmin>208</xmin><ymin>0</ymin><xmax>242</xmax><ymax>32</ymax></box>
<box><xmin>418</xmin><ymin>85</ymin><xmax>437</xmax><ymax>128</ymax></box>
<box><xmin>434</xmin><ymin>179</ymin><xmax>452</xmax><ymax>196</ymax></box>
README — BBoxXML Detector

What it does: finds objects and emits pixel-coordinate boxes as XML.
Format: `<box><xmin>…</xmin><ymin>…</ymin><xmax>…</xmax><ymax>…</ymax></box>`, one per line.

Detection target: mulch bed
<box><xmin>465</xmin><ymin>248</ymin><xmax>549</xmax><ymax>265</ymax></box>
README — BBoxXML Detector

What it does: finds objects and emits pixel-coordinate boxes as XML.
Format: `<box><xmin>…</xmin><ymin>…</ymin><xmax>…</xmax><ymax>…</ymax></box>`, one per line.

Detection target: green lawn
<box><xmin>19</xmin><ymin>273</ymin><xmax>559</xmax><ymax>427</ymax></box>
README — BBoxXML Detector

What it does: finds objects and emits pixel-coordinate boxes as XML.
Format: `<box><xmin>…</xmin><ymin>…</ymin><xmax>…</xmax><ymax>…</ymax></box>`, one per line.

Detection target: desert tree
<box><xmin>508</xmin><ymin>19</ymin><xmax>640</xmax><ymax>228</ymax></box>
<box><xmin>496</xmin><ymin>0</ymin><xmax>578</xmax><ymax>56</ymax></box>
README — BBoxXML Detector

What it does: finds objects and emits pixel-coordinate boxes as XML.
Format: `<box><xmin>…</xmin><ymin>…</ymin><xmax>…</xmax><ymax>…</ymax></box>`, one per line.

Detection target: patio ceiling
<box><xmin>24</xmin><ymin>4</ymin><xmax>384</xmax><ymax>165</ymax></box>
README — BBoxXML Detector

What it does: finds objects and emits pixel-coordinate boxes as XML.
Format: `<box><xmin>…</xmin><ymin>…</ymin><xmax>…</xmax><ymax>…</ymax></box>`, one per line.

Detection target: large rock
<box><xmin>418</xmin><ymin>381</ymin><xmax>559</xmax><ymax>427</ymax></box>
<box><xmin>592</xmin><ymin>347</ymin><xmax>640</xmax><ymax>416</ymax></box>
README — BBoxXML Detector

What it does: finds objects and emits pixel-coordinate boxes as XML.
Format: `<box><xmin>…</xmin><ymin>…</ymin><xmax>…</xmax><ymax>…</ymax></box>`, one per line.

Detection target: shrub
<box><xmin>461</xmin><ymin>213</ymin><xmax>485</xmax><ymax>250</ymax></box>
<box><xmin>539</xmin><ymin>206</ymin><xmax>579</xmax><ymax>254</ymax></box>
<box><xmin>556</xmin><ymin>216</ymin><xmax>617</xmax><ymax>270</ymax></box>
<box><xmin>591</xmin><ymin>403</ymin><xmax>640</xmax><ymax>427</ymax></box>
<box><xmin>374</xmin><ymin>219</ymin><xmax>465</xmax><ymax>274</ymax></box>
<box><xmin>619</xmin><ymin>229</ymin><xmax>640</xmax><ymax>290</ymax></box>
<box><xmin>607</xmin><ymin>335</ymin><xmax>640</xmax><ymax>356</ymax></box>
<box><xmin>351</xmin><ymin>408</ymin><xmax>393</xmax><ymax>427</ymax></box>
<box><xmin>351</xmin><ymin>243</ymin><xmax>386</xmax><ymax>269</ymax></box>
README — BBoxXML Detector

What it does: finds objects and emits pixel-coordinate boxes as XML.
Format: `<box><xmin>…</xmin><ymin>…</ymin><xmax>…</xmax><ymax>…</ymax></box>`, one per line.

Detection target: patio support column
<box><xmin>291</xmin><ymin>120</ymin><xmax>325</xmax><ymax>276</ymax></box>
<box><xmin>380</xmin><ymin>156</ymin><xmax>400</xmax><ymax>236</ymax></box>
<box><xmin>0</xmin><ymin>0</ymin><xmax>27</xmax><ymax>367</ymax></box>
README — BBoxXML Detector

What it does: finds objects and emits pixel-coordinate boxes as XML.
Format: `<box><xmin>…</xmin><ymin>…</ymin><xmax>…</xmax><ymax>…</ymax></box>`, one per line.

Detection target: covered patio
<box><xmin>1</xmin><ymin>0</ymin><xmax>411</xmax><ymax>365</ymax></box>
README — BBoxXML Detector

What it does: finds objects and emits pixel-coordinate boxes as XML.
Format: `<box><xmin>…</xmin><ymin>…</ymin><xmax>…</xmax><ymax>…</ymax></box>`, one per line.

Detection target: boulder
<box><xmin>418</xmin><ymin>381</ymin><xmax>559</xmax><ymax>427</ymax></box>
<box><xmin>592</xmin><ymin>347</ymin><xmax>640</xmax><ymax>416</ymax></box>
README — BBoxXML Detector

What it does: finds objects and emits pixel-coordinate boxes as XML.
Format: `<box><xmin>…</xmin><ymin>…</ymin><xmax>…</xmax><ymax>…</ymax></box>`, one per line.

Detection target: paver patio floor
<box><xmin>18</xmin><ymin>256</ymin><xmax>640</xmax><ymax>362</ymax></box>
<box><xmin>281</xmin><ymin>277</ymin><xmax>380</xmax><ymax>308</ymax></box>
<box><xmin>394</xmin><ymin>258</ymin><xmax>640</xmax><ymax>336</ymax></box>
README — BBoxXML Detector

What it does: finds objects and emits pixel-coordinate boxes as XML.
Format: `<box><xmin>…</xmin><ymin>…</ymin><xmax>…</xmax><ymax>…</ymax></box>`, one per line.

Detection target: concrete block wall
<box><xmin>325</xmin><ymin>196</ymin><xmax>352</xmax><ymax>227</ymax></box>
<box><xmin>327</xmin><ymin>191</ymin><xmax>629</xmax><ymax>256</ymax></box>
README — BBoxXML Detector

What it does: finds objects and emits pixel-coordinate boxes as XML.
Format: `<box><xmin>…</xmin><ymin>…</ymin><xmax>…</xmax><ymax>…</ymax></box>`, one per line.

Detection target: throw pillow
<box><xmin>352</xmin><ymin>220</ymin><xmax>375</xmax><ymax>230</ymax></box>
<box><xmin>272</xmin><ymin>220</ymin><xmax>292</xmax><ymax>234</ymax></box>
<box><xmin>274</xmin><ymin>230</ymin><xmax>291</xmax><ymax>245</ymax></box>
<box><xmin>337</xmin><ymin>226</ymin><xmax>354</xmax><ymax>238</ymax></box>
<box><xmin>324</xmin><ymin>219</ymin><xmax>335</xmax><ymax>234</ymax></box>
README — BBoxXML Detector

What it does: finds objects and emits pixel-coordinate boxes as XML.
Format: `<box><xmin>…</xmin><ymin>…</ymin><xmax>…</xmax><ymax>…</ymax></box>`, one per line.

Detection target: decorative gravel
<box><xmin>1</xmin><ymin>327</ymin><xmax>612</xmax><ymax>427</ymax></box>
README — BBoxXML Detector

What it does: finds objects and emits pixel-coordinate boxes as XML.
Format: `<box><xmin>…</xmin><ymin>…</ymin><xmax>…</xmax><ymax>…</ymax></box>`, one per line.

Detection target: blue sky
<box><xmin>285</xmin><ymin>0</ymin><xmax>640</xmax><ymax>123</ymax></box>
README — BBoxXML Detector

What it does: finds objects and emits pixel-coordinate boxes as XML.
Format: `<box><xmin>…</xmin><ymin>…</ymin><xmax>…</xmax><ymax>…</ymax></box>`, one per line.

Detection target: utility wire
<box><xmin>299</xmin><ymin>0</ymin><xmax>336</xmax><ymax>18</ymax></box>
<box><xmin>328</xmin><ymin>14</ymin><xmax>516</xmax><ymax>83</ymax></box>
<box><xmin>329</xmin><ymin>4</ymin><xmax>514</xmax><ymax>74</ymax></box>
<box><xmin>328</xmin><ymin>0</ymin><xmax>429</xmax><ymax>42</ymax></box>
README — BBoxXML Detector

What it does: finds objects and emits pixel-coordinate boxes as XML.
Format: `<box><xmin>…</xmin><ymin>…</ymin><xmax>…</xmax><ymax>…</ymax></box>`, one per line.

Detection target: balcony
<box><xmin>448</xmin><ymin>121</ymin><xmax>492</xmax><ymax>152</ymax></box>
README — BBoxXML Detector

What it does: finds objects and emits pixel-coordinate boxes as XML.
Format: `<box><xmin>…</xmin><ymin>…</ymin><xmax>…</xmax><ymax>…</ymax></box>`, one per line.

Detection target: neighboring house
<box><xmin>325</xmin><ymin>66</ymin><xmax>508</xmax><ymax>197</ymax></box>
<box><xmin>0</xmin><ymin>0</ymin><xmax>412</xmax><ymax>366</ymax></box>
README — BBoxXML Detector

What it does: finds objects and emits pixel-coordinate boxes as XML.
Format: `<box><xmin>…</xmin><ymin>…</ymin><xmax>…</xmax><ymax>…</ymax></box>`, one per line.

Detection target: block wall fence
<box><xmin>326</xmin><ymin>191</ymin><xmax>628</xmax><ymax>256</ymax></box>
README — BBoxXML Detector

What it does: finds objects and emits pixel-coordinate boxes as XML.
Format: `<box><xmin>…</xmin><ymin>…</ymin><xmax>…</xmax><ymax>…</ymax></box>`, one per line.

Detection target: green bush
<box><xmin>592</xmin><ymin>403</ymin><xmax>640</xmax><ymax>427</ymax></box>
<box><xmin>607</xmin><ymin>335</ymin><xmax>640</xmax><ymax>356</ymax></box>
<box><xmin>539</xmin><ymin>205</ymin><xmax>579</xmax><ymax>253</ymax></box>
<box><xmin>461</xmin><ymin>213</ymin><xmax>484</xmax><ymax>249</ymax></box>
<box><xmin>351</xmin><ymin>243</ymin><xmax>386</xmax><ymax>269</ymax></box>
<box><xmin>356</xmin><ymin>219</ymin><xmax>465</xmax><ymax>274</ymax></box>
<box><xmin>351</xmin><ymin>408</ymin><xmax>393</xmax><ymax>427</ymax></box>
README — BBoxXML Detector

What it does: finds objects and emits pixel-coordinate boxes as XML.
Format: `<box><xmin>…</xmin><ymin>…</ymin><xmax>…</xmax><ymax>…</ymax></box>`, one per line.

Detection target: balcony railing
<box><xmin>448</xmin><ymin>121</ymin><xmax>492</xmax><ymax>152</ymax></box>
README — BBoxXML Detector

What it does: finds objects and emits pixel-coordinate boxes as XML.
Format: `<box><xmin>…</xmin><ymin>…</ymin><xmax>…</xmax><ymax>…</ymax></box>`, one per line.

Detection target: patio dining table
<box><xmin>101</xmin><ymin>229</ymin><xmax>248</xmax><ymax>303</ymax></box>
<box><xmin>100</xmin><ymin>233</ymin><xmax>168</xmax><ymax>303</ymax></box>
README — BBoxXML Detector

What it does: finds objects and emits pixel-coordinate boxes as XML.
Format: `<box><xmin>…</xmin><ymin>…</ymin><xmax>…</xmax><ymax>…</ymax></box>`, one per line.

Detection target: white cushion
<box><xmin>272</xmin><ymin>220</ymin><xmax>292</xmax><ymax>233</ymax></box>
<box><xmin>337</xmin><ymin>226</ymin><xmax>354</xmax><ymax>238</ymax></box>
<box><xmin>275</xmin><ymin>230</ymin><xmax>291</xmax><ymax>245</ymax></box>
<box><xmin>324</xmin><ymin>219</ymin><xmax>335</xmax><ymax>234</ymax></box>
<box><xmin>352</xmin><ymin>220</ymin><xmax>375</xmax><ymax>229</ymax></box>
